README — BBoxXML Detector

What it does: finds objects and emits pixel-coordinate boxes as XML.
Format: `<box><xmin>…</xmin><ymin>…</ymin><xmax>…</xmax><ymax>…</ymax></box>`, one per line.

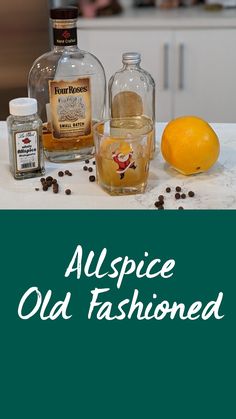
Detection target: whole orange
<box><xmin>161</xmin><ymin>116</ymin><xmax>220</xmax><ymax>175</ymax></box>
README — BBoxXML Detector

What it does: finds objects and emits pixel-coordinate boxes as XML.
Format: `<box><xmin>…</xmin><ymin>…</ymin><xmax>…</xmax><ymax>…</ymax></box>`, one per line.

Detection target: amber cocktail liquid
<box><xmin>94</xmin><ymin>117</ymin><xmax>152</xmax><ymax>195</ymax></box>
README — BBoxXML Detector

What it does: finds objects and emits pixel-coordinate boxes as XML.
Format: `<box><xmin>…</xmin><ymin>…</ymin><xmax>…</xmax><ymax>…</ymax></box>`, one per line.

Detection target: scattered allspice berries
<box><xmin>36</xmin><ymin>171</ymin><xmax>74</xmax><ymax>196</ymax></box>
<box><xmin>188</xmin><ymin>191</ymin><xmax>195</xmax><ymax>197</ymax></box>
<box><xmin>154</xmin><ymin>186</ymin><xmax>196</xmax><ymax>210</ymax></box>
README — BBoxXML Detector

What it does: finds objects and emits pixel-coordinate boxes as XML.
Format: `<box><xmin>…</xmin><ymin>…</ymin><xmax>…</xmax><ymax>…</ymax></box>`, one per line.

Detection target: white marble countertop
<box><xmin>0</xmin><ymin>122</ymin><xmax>235</xmax><ymax>210</ymax></box>
<box><xmin>78</xmin><ymin>5</ymin><xmax>236</xmax><ymax>29</ymax></box>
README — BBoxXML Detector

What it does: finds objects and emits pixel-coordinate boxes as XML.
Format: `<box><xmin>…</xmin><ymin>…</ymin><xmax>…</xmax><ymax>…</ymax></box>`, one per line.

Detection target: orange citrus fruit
<box><xmin>161</xmin><ymin>116</ymin><xmax>220</xmax><ymax>175</ymax></box>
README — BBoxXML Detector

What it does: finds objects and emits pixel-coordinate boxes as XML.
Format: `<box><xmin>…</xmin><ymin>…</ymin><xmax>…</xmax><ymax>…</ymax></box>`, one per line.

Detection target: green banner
<box><xmin>1</xmin><ymin>211</ymin><xmax>235</xmax><ymax>418</ymax></box>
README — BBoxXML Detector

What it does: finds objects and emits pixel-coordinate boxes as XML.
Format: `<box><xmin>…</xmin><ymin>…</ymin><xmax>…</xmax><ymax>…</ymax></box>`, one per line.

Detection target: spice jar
<box><xmin>7</xmin><ymin>98</ymin><xmax>45</xmax><ymax>179</ymax></box>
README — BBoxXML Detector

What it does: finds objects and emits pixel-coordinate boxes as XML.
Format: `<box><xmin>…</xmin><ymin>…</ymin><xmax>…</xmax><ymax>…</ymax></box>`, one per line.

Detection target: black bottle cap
<box><xmin>50</xmin><ymin>7</ymin><xmax>78</xmax><ymax>20</ymax></box>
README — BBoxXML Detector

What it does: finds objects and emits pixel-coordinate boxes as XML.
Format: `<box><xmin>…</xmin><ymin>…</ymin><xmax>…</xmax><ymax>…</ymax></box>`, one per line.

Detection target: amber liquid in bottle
<box><xmin>42</xmin><ymin>121</ymin><xmax>95</xmax><ymax>154</ymax></box>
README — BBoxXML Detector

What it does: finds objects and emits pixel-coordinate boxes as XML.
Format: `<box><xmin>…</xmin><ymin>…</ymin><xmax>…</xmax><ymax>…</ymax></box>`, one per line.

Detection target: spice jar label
<box><xmin>49</xmin><ymin>77</ymin><xmax>92</xmax><ymax>139</ymax></box>
<box><xmin>15</xmin><ymin>130</ymin><xmax>39</xmax><ymax>172</ymax></box>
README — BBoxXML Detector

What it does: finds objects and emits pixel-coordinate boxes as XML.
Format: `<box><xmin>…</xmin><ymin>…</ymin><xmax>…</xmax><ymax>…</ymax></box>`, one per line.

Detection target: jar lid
<box><xmin>122</xmin><ymin>52</ymin><xmax>141</xmax><ymax>65</ymax></box>
<box><xmin>50</xmin><ymin>7</ymin><xmax>78</xmax><ymax>20</ymax></box>
<box><xmin>9</xmin><ymin>98</ymin><xmax>38</xmax><ymax>116</ymax></box>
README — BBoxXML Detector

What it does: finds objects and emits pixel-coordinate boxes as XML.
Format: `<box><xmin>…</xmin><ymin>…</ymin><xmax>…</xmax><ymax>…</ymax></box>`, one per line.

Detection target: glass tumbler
<box><xmin>93</xmin><ymin>116</ymin><xmax>153</xmax><ymax>196</ymax></box>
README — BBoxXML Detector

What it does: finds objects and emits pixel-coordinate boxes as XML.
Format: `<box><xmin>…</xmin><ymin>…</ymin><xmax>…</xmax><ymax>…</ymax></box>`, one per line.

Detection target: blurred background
<box><xmin>0</xmin><ymin>1</ymin><xmax>49</xmax><ymax>119</ymax></box>
<box><xmin>0</xmin><ymin>0</ymin><xmax>236</xmax><ymax>121</ymax></box>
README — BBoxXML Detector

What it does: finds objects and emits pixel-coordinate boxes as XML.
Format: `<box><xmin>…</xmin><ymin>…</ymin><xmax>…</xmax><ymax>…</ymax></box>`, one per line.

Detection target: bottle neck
<box><xmin>123</xmin><ymin>63</ymin><xmax>141</xmax><ymax>70</ymax></box>
<box><xmin>52</xmin><ymin>18</ymin><xmax>78</xmax><ymax>49</ymax></box>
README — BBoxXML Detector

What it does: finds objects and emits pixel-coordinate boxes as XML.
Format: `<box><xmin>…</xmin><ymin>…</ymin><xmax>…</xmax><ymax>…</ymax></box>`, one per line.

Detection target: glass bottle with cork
<box><xmin>7</xmin><ymin>98</ymin><xmax>45</xmax><ymax>180</ymax></box>
<box><xmin>108</xmin><ymin>52</ymin><xmax>156</xmax><ymax>158</ymax></box>
<box><xmin>28</xmin><ymin>7</ymin><xmax>106</xmax><ymax>163</ymax></box>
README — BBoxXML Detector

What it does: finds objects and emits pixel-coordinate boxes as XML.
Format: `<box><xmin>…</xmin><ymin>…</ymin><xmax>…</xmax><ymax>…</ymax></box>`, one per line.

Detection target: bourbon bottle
<box><xmin>28</xmin><ymin>7</ymin><xmax>106</xmax><ymax>162</ymax></box>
